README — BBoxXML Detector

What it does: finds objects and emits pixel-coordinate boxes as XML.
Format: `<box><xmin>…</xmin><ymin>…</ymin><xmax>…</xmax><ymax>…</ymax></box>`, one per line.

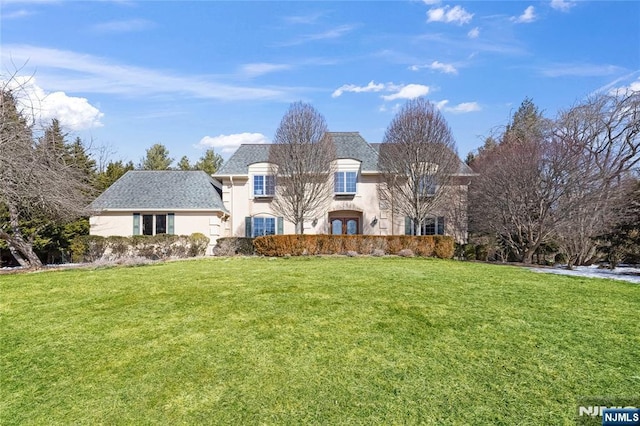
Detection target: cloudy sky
<box><xmin>1</xmin><ymin>0</ymin><xmax>638</xmax><ymax>164</ymax></box>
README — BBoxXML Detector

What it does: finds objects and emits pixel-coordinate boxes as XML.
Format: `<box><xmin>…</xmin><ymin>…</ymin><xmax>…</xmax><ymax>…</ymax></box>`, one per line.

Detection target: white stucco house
<box><xmin>212</xmin><ymin>132</ymin><xmax>475</xmax><ymax>241</ymax></box>
<box><xmin>88</xmin><ymin>170</ymin><xmax>228</xmax><ymax>255</ymax></box>
<box><xmin>89</xmin><ymin>132</ymin><xmax>474</xmax><ymax>250</ymax></box>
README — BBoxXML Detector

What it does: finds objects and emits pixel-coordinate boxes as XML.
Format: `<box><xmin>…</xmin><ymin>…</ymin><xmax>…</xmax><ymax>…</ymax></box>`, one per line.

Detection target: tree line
<box><xmin>2</xmin><ymin>72</ymin><xmax>638</xmax><ymax>269</ymax></box>
<box><xmin>468</xmin><ymin>93</ymin><xmax>639</xmax><ymax>267</ymax></box>
<box><xmin>1</xmin><ymin>77</ymin><xmax>224</xmax><ymax>268</ymax></box>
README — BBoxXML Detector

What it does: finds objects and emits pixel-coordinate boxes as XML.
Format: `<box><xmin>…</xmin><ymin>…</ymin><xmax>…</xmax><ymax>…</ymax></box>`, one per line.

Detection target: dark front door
<box><xmin>331</xmin><ymin>218</ymin><xmax>359</xmax><ymax>235</ymax></box>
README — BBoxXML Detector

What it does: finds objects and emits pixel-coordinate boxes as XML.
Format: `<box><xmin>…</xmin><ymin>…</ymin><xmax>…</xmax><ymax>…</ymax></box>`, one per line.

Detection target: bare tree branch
<box><xmin>268</xmin><ymin>102</ymin><xmax>336</xmax><ymax>234</ymax></box>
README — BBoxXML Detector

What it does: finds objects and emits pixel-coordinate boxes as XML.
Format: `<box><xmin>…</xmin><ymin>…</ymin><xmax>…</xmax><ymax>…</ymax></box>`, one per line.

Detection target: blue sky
<box><xmin>1</xmin><ymin>0</ymin><xmax>638</xmax><ymax>165</ymax></box>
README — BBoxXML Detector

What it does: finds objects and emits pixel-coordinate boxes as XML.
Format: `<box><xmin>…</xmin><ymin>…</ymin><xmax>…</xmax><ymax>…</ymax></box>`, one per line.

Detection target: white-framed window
<box><xmin>253</xmin><ymin>175</ymin><xmax>275</xmax><ymax>197</ymax></box>
<box><xmin>252</xmin><ymin>217</ymin><xmax>276</xmax><ymax>237</ymax></box>
<box><xmin>405</xmin><ymin>216</ymin><xmax>445</xmax><ymax>236</ymax></box>
<box><xmin>418</xmin><ymin>175</ymin><xmax>438</xmax><ymax>197</ymax></box>
<box><xmin>334</xmin><ymin>171</ymin><xmax>357</xmax><ymax>194</ymax></box>
<box><xmin>133</xmin><ymin>213</ymin><xmax>174</xmax><ymax>235</ymax></box>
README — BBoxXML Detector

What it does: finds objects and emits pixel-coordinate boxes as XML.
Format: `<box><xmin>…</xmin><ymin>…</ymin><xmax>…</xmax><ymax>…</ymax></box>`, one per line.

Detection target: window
<box><xmin>405</xmin><ymin>216</ymin><xmax>445</xmax><ymax>236</ymax></box>
<box><xmin>142</xmin><ymin>214</ymin><xmax>153</xmax><ymax>235</ymax></box>
<box><xmin>252</xmin><ymin>217</ymin><xmax>276</xmax><ymax>237</ymax></box>
<box><xmin>134</xmin><ymin>213</ymin><xmax>174</xmax><ymax>236</ymax></box>
<box><xmin>419</xmin><ymin>175</ymin><xmax>437</xmax><ymax>197</ymax></box>
<box><xmin>253</xmin><ymin>175</ymin><xmax>275</xmax><ymax>197</ymax></box>
<box><xmin>156</xmin><ymin>214</ymin><xmax>167</xmax><ymax>234</ymax></box>
<box><xmin>335</xmin><ymin>171</ymin><xmax>357</xmax><ymax>194</ymax></box>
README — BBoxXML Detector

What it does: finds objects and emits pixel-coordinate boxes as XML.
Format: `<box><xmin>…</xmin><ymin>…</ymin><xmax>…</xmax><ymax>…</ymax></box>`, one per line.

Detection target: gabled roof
<box><xmin>216</xmin><ymin>144</ymin><xmax>271</xmax><ymax>176</ymax></box>
<box><xmin>89</xmin><ymin>170</ymin><xmax>228</xmax><ymax>212</ymax></box>
<box><xmin>331</xmin><ymin>132</ymin><xmax>380</xmax><ymax>172</ymax></box>
<box><xmin>214</xmin><ymin>131</ymin><xmax>475</xmax><ymax>177</ymax></box>
<box><xmin>369</xmin><ymin>143</ymin><xmax>476</xmax><ymax>176</ymax></box>
<box><xmin>215</xmin><ymin>132</ymin><xmax>380</xmax><ymax>176</ymax></box>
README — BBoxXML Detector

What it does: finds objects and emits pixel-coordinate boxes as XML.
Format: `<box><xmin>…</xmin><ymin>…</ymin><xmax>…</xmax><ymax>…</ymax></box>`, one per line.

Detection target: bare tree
<box><xmin>553</xmin><ymin>90</ymin><xmax>640</xmax><ymax>267</ymax></box>
<box><xmin>468</xmin><ymin>99</ymin><xmax>564</xmax><ymax>263</ymax></box>
<box><xmin>0</xmin><ymin>76</ymin><xmax>93</xmax><ymax>268</ymax></box>
<box><xmin>268</xmin><ymin>102</ymin><xmax>335</xmax><ymax>234</ymax></box>
<box><xmin>378</xmin><ymin>98</ymin><xmax>459</xmax><ymax>235</ymax></box>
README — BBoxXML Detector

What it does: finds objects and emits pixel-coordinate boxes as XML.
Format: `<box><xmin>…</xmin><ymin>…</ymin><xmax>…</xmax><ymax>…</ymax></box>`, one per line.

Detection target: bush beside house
<box><xmin>71</xmin><ymin>233</ymin><xmax>209</xmax><ymax>263</ymax></box>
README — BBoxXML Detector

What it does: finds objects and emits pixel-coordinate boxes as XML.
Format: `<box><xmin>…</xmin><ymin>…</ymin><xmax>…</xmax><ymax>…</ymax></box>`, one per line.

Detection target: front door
<box><xmin>331</xmin><ymin>217</ymin><xmax>359</xmax><ymax>235</ymax></box>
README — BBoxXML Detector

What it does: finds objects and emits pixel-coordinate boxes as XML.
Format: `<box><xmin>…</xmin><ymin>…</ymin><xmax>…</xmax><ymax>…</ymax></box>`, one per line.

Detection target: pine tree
<box><xmin>139</xmin><ymin>143</ymin><xmax>173</xmax><ymax>170</ymax></box>
<box><xmin>194</xmin><ymin>149</ymin><xmax>223</xmax><ymax>175</ymax></box>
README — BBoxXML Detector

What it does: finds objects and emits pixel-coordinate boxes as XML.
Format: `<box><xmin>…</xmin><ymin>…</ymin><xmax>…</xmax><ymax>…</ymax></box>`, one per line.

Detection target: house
<box><xmin>89</xmin><ymin>170</ymin><xmax>228</xmax><ymax>255</ymax></box>
<box><xmin>213</xmin><ymin>132</ymin><xmax>475</xmax><ymax>242</ymax></box>
<box><xmin>89</xmin><ymin>132</ymin><xmax>474</xmax><ymax>250</ymax></box>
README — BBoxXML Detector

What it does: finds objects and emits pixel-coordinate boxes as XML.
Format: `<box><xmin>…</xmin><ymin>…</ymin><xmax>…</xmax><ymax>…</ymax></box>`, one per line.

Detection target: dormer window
<box><xmin>253</xmin><ymin>175</ymin><xmax>275</xmax><ymax>197</ymax></box>
<box><xmin>418</xmin><ymin>175</ymin><xmax>438</xmax><ymax>197</ymax></box>
<box><xmin>335</xmin><ymin>171</ymin><xmax>357</xmax><ymax>194</ymax></box>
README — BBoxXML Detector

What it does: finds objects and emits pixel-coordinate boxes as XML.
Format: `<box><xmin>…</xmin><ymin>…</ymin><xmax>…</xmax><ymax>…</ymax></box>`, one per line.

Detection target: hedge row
<box><xmin>252</xmin><ymin>235</ymin><xmax>454</xmax><ymax>258</ymax></box>
<box><xmin>70</xmin><ymin>233</ymin><xmax>210</xmax><ymax>263</ymax></box>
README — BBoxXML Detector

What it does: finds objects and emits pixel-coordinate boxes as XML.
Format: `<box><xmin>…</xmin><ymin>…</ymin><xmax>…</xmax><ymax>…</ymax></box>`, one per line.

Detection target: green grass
<box><xmin>1</xmin><ymin>257</ymin><xmax>638</xmax><ymax>425</ymax></box>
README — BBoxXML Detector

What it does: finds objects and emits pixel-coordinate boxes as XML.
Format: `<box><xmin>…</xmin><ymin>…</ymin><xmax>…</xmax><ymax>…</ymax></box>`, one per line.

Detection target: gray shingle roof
<box><xmin>331</xmin><ymin>132</ymin><xmax>380</xmax><ymax>172</ymax></box>
<box><xmin>216</xmin><ymin>144</ymin><xmax>271</xmax><ymax>175</ymax></box>
<box><xmin>214</xmin><ymin>132</ymin><xmax>475</xmax><ymax>177</ymax></box>
<box><xmin>369</xmin><ymin>143</ymin><xmax>476</xmax><ymax>176</ymax></box>
<box><xmin>89</xmin><ymin>170</ymin><xmax>228</xmax><ymax>212</ymax></box>
<box><xmin>215</xmin><ymin>132</ymin><xmax>381</xmax><ymax>175</ymax></box>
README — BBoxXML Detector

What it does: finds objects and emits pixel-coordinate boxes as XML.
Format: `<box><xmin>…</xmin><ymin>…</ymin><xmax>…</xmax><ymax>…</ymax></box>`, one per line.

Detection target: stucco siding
<box><xmin>90</xmin><ymin>211</ymin><xmax>224</xmax><ymax>255</ymax></box>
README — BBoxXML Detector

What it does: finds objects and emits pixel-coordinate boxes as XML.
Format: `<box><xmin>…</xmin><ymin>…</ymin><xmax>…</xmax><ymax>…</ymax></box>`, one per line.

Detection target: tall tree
<box><xmin>268</xmin><ymin>101</ymin><xmax>335</xmax><ymax>234</ymax></box>
<box><xmin>194</xmin><ymin>148</ymin><xmax>223</xmax><ymax>175</ymax></box>
<box><xmin>469</xmin><ymin>99</ymin><xmax>560</xmax><ymax>263</ymax></box>
<box><xmin>378</xmin><ymin>98</ymin><xmax>459</xmax><ymax>235</ymax></box>
<box><xmin>95</xmin><ymin>160</ymin><xmax>135</xmax><ymax>192</ymax></box>
<box><xmin>177</xmin><ymin>156</ymin><xmax>192</xmax><ymax>170</ymax></box>
<box><xmin>139</xmin><ymin>143</ymin><xmax>173</xmax><ymax>170</ymax></box>
<box><xmin>552</xmin><ymin>90</ymin><xmax>640</xmax><ymax>267</ymax></box>
<box><xmin>0</xmin><ymin>81</ymin><xmax>93</xmax><ymax>268</ymax></box>
<box><xmin>68</xmin><ymin>137</ymin><xmax>97</xmax><ymax>185</ymax></box>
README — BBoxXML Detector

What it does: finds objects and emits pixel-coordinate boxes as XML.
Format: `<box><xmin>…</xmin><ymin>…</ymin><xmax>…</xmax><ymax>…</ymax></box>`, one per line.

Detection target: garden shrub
<box><xmin>434</xmin><ymin>237</ymin><xmax>455</xmax><ymax>259</ymax></box>
<box><xmin>253</xmin><ymin>235</ymin><xmax>455</xmax><ymax>258</ymax></box>
<box><xmin>70</xmin><ymin>233</ymin><xmax>210</xmax><ymax>263</ymax></box>
<box><xmin>213</xmin><ymin>238</ymin><xmax>255</xmax><ymax>256</ymax></box>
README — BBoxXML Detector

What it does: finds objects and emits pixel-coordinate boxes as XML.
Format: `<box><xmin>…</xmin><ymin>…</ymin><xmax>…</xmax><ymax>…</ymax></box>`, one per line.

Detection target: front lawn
<box><xmin>1</xmin><ymin>257</ymin><xmax>638</xmax><ymax>424</ymax></box>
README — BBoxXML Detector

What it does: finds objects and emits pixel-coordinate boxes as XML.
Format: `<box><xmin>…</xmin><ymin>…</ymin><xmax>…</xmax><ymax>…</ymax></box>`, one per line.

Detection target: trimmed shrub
<box><xmin>213</xmin><ymin>238</ymin><xmax>255</xmax><ymax>256</ymax></box>
<box><xmin>434</xmin><ymin>237</ymin><xmax>455</xmax><ymax>259</ymax></box>
<box><xmin>253</xmin><ymin>235</ymin><xmax>455</xmax><ymax>258</ymax></box>
<box><xmin>70</xmin><ymin>233</ymin><xmax>210</xmax><ymax>263</ymax></box>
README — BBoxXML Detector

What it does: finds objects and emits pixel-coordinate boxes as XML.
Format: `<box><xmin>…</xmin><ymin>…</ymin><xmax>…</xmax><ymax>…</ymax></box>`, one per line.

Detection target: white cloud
<box><xmin>467</xmin><ymin>27</ymin><xmax>480</xmax><ymax>39</ymax></box>
<box><xmin>541</xmin><ymin>63</ymin><xmax>624</xmax><ymax>77</ymax></box>
<box><xmin>197</xmin><ymin>132</ymin><xmax>269</xmax><ymax>154</ymax></box>
<box><xmin>436</xmin><ymin>100</ymin><xmax>481</xmax><ymax>113</ymax></box>
<box><xmin>382</xmin><ymin>84</ymin><xmax>430</xmax><ymax>101</ymax></box>
<box><xmin>241</xmin><ymin>63</ymin><xmax>291</xmax><ymax>78</ymax></box>
<box><xmin>92</xmin><ymin>18</ymin><xmax>155</xmax><ymax>33</ymax></box>
<box><xmin>427</xmin><ymin>5</ymin><xmax>473</xmax><ymax>25</ymax></box>
<box><xmin>1</xmin><ymin>8</ymin><xmax>33</xmax><ymax>19</ymax></box>
<box><xmin>630</xmin><ymin>79</ymin><xmax>640</xmax><ymax>92</ymax></box>
<box><xmin>333</xmin><ymin>81</ymin><xmax>430</xmax><ymax>101</ymax></box>
<box><xmin>410</xmin><ymin>61</ymin><xmax>458</xmax><ymax>74</ymax></box>
<box><xmin>512</xmin><ymin>6</ymin><xmax>536</xmax><ymax>23</ymax></box>
<box><xmin>332</xmin><ymin>80</ymin><xmax>386</xmax><ymax>97</ymax></box>
<box><xmin>550</xmin><ymin>0</ymin><xmax>576</xmax><ymax>12</ymax></box>
<box><xmin>2</xmin><ymin>76</ymin><xmax>103</xmax><ymax>130</ymax></box>
<box><xmin>429</xmin><ymin>61</ymin><xmax>458</xmax><ymax>74</ymax></box>
<box><xmin>447</xmin><ymin>101</ymin><xmax>481</xmax><ymax>113</ymax></box>
<box><xmin>422</xmin><ymin>0</ymin><xmax>441</xmax><ymax>4</ymax></box>
<box><xmin>2</xmin><ymin>44</ymin><xmax>288</xmax><ymax>101</ymax></box>
<box><xmin>277</xmin><ymin>24</ymin><xmax>357</xmax><ymax>46</ymax></box>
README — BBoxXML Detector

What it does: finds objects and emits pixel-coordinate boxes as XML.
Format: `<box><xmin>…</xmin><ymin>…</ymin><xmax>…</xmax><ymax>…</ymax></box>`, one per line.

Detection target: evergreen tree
<box><xmin>96</xmin><ymin>160</ymin><xmax>134</xmax><ymax>191</ymax></box>
<box><xmin>139</xmin><ymin>143</ymin><xmax>173</xmax><ymax>170</ymax></box>
<box><xmin>194</xmin><ymin>148</ymin><xmax>223</xmax><ymax>175</ymax></box>
<box><xmin>177</xmin><ymin>156</ymin><xmax>193</xmax><ymax>170</ymax></box>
